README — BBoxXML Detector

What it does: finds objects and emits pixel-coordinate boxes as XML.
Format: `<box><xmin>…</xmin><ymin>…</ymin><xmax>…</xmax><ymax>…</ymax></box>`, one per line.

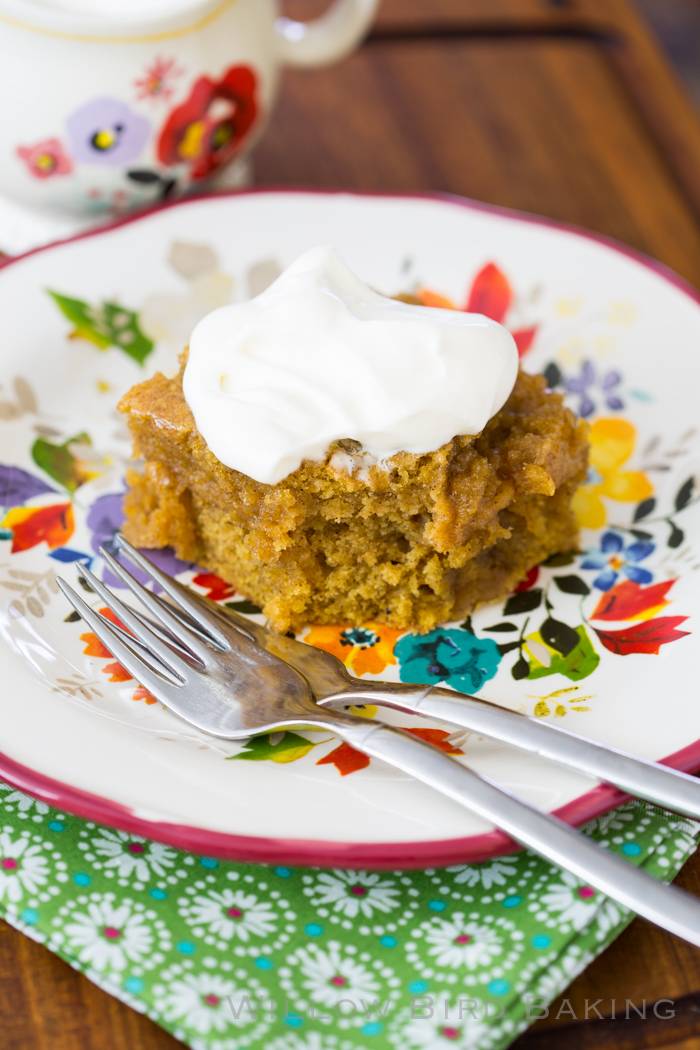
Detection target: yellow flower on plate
<box><xmin>572</xmin><ymin>417</ymin><xmax>653</xmax><ymax>529</ymax></box>
<box><xmin>304</xmin><ymin>622</ymin><xmax>402</xmax><ymax>678</ymax></box>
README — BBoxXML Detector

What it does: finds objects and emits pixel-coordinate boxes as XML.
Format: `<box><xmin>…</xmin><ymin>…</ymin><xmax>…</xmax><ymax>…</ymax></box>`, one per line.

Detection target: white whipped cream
<box><xmin>183</xmin><ymin>246</ymin><xmax>518</xmax><ymax>485</ymax></box>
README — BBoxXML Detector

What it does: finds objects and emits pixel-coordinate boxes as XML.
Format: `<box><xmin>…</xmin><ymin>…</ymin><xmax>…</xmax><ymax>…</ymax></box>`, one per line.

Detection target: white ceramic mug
<box><xmin>0</xmin><ymin>0</ymin><xmax>378</xmax><ymax>221</ymax></box>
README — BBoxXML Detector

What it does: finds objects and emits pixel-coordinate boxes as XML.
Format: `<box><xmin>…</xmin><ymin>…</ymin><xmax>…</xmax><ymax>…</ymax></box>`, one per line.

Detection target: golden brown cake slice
<box><xmin>118</xmin><ymin>359</ymin><xmax>588</xmax><ymax>634</ymax></box>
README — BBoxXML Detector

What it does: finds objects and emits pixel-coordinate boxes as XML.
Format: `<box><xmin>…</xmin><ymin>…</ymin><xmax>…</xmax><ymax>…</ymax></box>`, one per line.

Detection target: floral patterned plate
<box><xmin>1</xmin><ymin>189</ymin><xmax>699</xmax><ymax>868</ymax></box>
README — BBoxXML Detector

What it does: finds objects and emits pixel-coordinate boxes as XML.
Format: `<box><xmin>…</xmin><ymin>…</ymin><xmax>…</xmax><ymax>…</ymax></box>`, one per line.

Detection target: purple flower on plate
<box><xmin>86</xmin><ymin>492</ymin><xmax>194</xmax><ymax>589</ymax></box>
<box><xmin>565</xmin><ymin>360</ymin><xmax>623</xmax><ymax>418</ymax></box>
<box><xmin>580</xmin><ymin>530</ymin><xmax>654</xmax><ymax>591</ymax></box>
<box><xmin>0</xmin><ymin>463</ymin><xmax>56</xmax><ymax>506</ymax></box>
<box><xmin>66</xmin><ymin>98</ymin><xmax>150</xmax><ymax>167</ymax></box>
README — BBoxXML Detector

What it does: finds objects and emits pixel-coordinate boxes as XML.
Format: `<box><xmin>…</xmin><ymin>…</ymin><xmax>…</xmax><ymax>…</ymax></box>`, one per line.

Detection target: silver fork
<box><xmin>57</xmin><ymin>546</ymin><xmax>700</xmax><ymax>949</ymax></box>
<box><xmin>112</xmin><ymin>537</ymin><xmax>700</xmax><ymax>823</ymax></box>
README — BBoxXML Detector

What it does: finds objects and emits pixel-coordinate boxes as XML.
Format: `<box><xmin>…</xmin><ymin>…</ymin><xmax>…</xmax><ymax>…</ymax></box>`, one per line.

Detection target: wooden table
<box><xmin>4</xmin><ymin>0</ymin><xmax>700</xmax><ymax>1046</ymax></box>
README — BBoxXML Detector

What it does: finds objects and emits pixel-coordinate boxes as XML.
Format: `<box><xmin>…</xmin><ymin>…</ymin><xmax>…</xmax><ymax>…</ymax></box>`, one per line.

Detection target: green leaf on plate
<box><xmin>497</xmin><ymin>640</ymin><xmax>521</xmax><ymax>656</ymax></box>
<box><xmin>543</xmin><ymin>550</ymin><xmax>577</xmax><ymax>567</ymax></box>
<box><xmin>526</xmin><ymin>625</ymin><xmax>600</xmax><ymax>682</ymax></box>
<box><xmin>511</xmin><ymin>655</ymin><xmax>530</xmax><ymax>680</ymax></box>
<box><xmin>675</xmin><ymin>477</ymin><xmax>694</xmax><ymax>512</ymax></box>
<box><xmin>48</xmin><ymin>290</ymin><xmax>154</xmax><ymax>365</ymax></box>
<box><xmin>503</xmin><ymin>588</ymin><xmax>542</xmax><ymax>616</ymax></box>
<box><xmin>225</xmin><ymin>599</ymin><xmax>263</xmax><ymax>615</ymax></box>
<box><xmin>540</xmin><ymin>616</ymin><xmax>580</xmax><ymax>656</ymax></box>
<box><xmin>668</xmin><ymin>521</ymin><xmax>684</xmax><ymax>549</ymax></box>
<box><xmin>229</xmin><ymin>731</ymin><xmax>319</xmax><ymax>765</ymax></box>
<box><xmin>31</xmin><ymin>431</ymin><xmax>92</xmax><ymax>493</ymax></box>
<box><xmin>633</xmin><ymin>497</ymin><xmax>656</xmax><ymax>522</ymax></box>
<box><xmin>553</xmin><ymin>574</ymin><xmax>590</xmax><ymax>596</ymax></box>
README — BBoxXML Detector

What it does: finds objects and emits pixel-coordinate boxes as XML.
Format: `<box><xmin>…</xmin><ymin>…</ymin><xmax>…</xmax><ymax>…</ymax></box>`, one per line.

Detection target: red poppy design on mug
<box><xmin>156</xmin><ymin>64</ymin><xmax>258</xmax><ymax>180</ymax></box>
<box><xmin>16</xmin><ymin>138</ymin><xmax>73</xmax><ymax>179</ymax></box>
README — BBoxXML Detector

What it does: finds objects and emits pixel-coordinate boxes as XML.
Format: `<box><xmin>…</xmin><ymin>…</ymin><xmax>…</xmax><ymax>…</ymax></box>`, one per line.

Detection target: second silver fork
<box><xmin>57</xmin><ymin>543</ymin><xmax>700</xmax><ymax>949</ymax></box>
<box><xmin>114</xmin><ymin>537</ymin><xmax>700</xmax><ymax>823</ymax></box>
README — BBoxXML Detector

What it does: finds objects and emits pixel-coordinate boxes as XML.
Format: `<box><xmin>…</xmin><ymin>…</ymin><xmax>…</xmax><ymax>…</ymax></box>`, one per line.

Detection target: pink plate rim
<box><xmin>2</xmin><ymin>185</ymin><xmax>699</xmax><ymax>870</ymax></box>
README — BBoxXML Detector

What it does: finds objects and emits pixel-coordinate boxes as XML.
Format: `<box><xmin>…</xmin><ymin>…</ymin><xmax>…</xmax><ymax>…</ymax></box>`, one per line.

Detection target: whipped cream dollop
<box><xmin>183</xmin><ymin>246</ymin><xmax>519</xmax><ymax>485</ymax></box>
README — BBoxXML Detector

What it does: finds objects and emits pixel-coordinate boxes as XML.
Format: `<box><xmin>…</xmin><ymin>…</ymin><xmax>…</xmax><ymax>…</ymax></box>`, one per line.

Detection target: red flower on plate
<box><xmin>192</xmin><ymin>572</ymin><xmax>235</xmax><ymax>602</ymax></box>
<box><xmin>415</xmin><ymin>262</ymin><xmax>539</xmax><ymax>358</ymax></box>
<box><xmin>317</xmin><ymin>728</ymin><xmax>463</xmax><ymax>777</ymax></box>
<box><xmin>593</xmin><ymin>616</ymin><xmax>690</xmax><ymax>656</ymax></box>
<box><xmin>1</xmin><ymin>503</ymin><xmax>74</xmax><ymax>552</ymax></box>
<box><xmin>465</xmin><ymin>262</ymin><xmax>538</xmax><ymax>358</ymax></box>
<box><xmin>157</xmin><ymin>64</ymin><xmax>258</xmax><ymax>180</ymax></box>
<box><xmin>16</xmin><ymin>138</ymin><xmax>73</xmax><ymax>180</ymax></box>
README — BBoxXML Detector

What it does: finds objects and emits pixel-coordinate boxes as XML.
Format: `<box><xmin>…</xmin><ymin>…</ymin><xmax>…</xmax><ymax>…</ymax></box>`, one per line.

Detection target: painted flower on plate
<box><xmin>0</xmin><ymin>832</ymin><xmax>49</xmax><ymax>902</ymax></box>
<box><xmin>395</xmin><ymin>628</ymin><xmax>501</xmax><ymax>693</ymax></box>
<box><xmin>463</xmin><ymin>261</ymin><xmax>539</xmax><ymax>357</ymax></box>
<box><xmin>581</xmin><ymin>531</ymin><xmax>654</xmax><ymax>591</ymax></box>
<box><xmin>139</xmin><ymin>240</ymin><xmax>234</xmax><ymax>351</ymax></box>
<box><xmin>445</xmin><ymin>858</ymin><xmax>519</xmax><ymax>889</ymax></box>
<box><xmin>86</xmin><ymin>492</ymin><xmax>193</xmax><ymax>588</ymax></box>
<box><xmin>304</xmin><ymin>622</ymin><xmax>402</xmax><ymax>678</ymax></box>
<box><xmin>2</xmin><ymin>502</ymin><xmax>74</xmax><ymax>553</ymax></box>
<box><xmin>0</xmin><ymin>464</ymin><xmax>55</xmax><ymax>507</ymax></box>
<box><xmin>66</xmin><ymin>98</ymin><xmax>150</xmax><ymax>166</ymax></box>
<box><xmin>571</xmin><ymin>417</ymin><xmax>652</xmax><ymax>529</ymax></box>
<box><xmin>16</xmin><ymin>137</ymin><xmax>72</xmax><ymax>179</ymax></box>
<box><xmin>57</xmin><ymin>894</ymin><xmax>167</xmax><ymax>973</ymax></box>
<box><xmin>304</xmin><ymin>870</ymin><xmax>401</xmax><ymax>918</ymax></box>
<box><xmin>180</xmin><ymin>887</ymin><xmax>277</xmax><ymax>942</ymax></box>
<box><xmin>84</xmin><ymin>828</ymin><xmax>177</xmax><ymax>881</ymax></box>
<box><xmin>157</xmin><ymin>65</ymin><xmax>258</xmax><ymax>180</ymax></box>
<box><xmin>547</xmin><ymin>359</ymin><xmax>624</xmax><ymax>418</ymax></box>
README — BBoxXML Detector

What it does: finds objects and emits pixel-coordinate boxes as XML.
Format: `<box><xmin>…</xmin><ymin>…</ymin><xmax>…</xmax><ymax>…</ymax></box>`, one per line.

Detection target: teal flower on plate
<box><xmin>395</xmin><ymin>628</ymin><xmax>501</xmax><ymax>692</ymax></box>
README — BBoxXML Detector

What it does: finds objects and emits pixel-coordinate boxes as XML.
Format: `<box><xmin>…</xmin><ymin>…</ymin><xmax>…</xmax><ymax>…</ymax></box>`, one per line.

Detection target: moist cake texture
<box><xmin>118</xmin><ymin>355</ymin><xmax>589</xmax><ymax>634</ymax></box>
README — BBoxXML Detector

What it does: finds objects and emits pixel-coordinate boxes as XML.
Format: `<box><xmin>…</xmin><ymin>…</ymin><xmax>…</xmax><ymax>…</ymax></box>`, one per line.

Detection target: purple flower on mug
<box><xmin>66</xmin><ymin>98</ymin><xmax>150</xmax><ymax>167</ymax></box>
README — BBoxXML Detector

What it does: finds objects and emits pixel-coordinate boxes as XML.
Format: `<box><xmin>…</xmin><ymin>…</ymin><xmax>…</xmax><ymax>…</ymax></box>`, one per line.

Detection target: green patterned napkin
<box><xmin>0</xmin><ymin>781</ymin><xmax>696</xmax><ymax>1050</ymax></box>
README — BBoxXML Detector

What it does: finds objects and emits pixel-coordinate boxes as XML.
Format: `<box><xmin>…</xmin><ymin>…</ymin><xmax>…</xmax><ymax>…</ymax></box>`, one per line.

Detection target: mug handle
<box><xmin>274</xmin><ymin>0</ymin><xmax>379</xmax><ymax>68</ymax></box>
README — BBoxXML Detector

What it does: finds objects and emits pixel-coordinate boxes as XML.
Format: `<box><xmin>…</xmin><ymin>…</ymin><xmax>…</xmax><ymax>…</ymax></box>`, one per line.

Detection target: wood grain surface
<box><xmin>3</xmin><ymin>0</ymin><xmax>700</xmax><ymax>1047</ymax></box>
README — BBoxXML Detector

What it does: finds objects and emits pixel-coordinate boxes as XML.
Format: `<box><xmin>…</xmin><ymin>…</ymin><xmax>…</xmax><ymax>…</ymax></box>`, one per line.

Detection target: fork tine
<box><xmin>56</xmin><ymin>577</ymin><xmax>181</xmax><ymax>692</ymax></box>
<box><xmin>94</xmin><ymin>608</ymin><xmax>184</xmax><ymax>673</ymax></box>
<box><xmin>160</xmin><ymin>588</ymin><xmax>258</xmax><ymax>644</ymax></box>
<box><xmin>124</xmin><ymin>606</ymin><xmax>196</xmax><ymax>661</ymax></box>
<box><xmin>74</xmin><ymin>561</ymin><xmax>191</xmax><ymax>682</ymax></box>
<box><xmin>114</xmin><ymin>534</ymin><xmax>231</xmax><ymax>651</ymax></box>
<box><xmin>98</xmin><ymin>546</ymin><xmax>216</xmax><ymax>667</ymax></box>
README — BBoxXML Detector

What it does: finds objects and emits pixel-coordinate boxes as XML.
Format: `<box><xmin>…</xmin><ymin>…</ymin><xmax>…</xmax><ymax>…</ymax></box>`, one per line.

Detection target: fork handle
<box><xmin>330</xmin><ymin>717</ymin><xmax>700</xmax><ymax>946</ymax></box>
<box><xmin>327</xmin><ymin>683</ymin><xmax>700</xmax><ymax>820</ymax></box>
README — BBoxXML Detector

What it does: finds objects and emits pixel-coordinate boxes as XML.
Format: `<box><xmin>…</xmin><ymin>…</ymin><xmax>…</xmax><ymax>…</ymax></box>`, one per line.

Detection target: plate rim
<box><xmin>2</xmin><ymin>184</ymin><xmax>700</xmax><ymax>869</ymax></box>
